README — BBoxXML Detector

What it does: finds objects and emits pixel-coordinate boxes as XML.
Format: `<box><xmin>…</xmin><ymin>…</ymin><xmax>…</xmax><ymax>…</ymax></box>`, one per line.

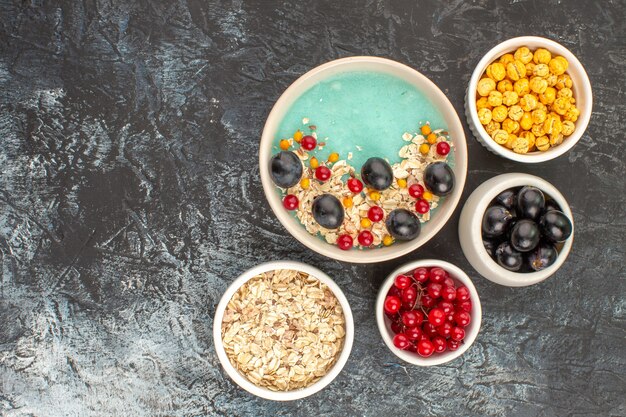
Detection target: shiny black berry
<box><xmin>483</xmin><ymin>238</ymin><xmax>500</xmax><ymax>258</ymax></box>
<box><xmin>544</xmin><ymin>199</ymin><xmax>561</xmax><ymax>213</ymax></box>
<box><xmin>540</xmin><ymin>210</ymin><xmax>573</xmax><ymax>243</ymax></box>
<box><xmin>361</xmin><ymin>157</ymin><xmax>393</xmax><ymax>191</ymax></box>
<box><xmin>385</xmin><ymin>209</ymin><xmax>421</xmax><ymax>241</ymax></box>
<box><xmin>527</xmin><ymin>241</ymin><xmax>558</xmax><ymax>271</ymax></box>
<box><xmin>495</xmin><ymin>241</ymin><xmax>523</xmax><ymax>272</ymax></box>
<box><xmin>482</xmin><ymin>205</ymin><xmax>514</xmax><ymax>238</ymax></box>
<box><xmin>510</xmin><ymin>219</ymin><xmax>541</xmax><ymax>252</ymax></box>
<box><xmin>312</xmin><ymin>194</ymin><xmax>344</xmax><ymax>229</ymax></box>
<box><xmin>495</xmin><ymin>188</ymin><xmax>518</xmax><ymax>211</ymax></box>
<box><xmin>269</xmin><ymin>151</ymin><xmax>303</xmax><ymax>188</ymax></box>
<box><xmin>517</xmin><ymin>186</ymin><xmax>545</xmax><ymax>220</ymax></box>
<box><xmin>424</xmin><ymin>162</ymin><xmax>455</xmax><ymax>196</ymax></box>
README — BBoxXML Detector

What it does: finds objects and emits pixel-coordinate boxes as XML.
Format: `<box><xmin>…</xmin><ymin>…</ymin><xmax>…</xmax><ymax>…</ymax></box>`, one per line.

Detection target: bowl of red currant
<box><xmin>376</xmin><ymin>260</ymin><xmax>482</xmax><ymax>366</ymax></box>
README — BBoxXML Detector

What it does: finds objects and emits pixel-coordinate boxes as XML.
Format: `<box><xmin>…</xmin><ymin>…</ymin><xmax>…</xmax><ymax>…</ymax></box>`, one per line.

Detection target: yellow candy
<box><xmin>300</xmin><ymin>178</ymin><xmax>310</xmax><ymax>189</ymax></box>
<box><xmin>419</xmin><ymin>143</ymin><xmax>430</xmax><ymax>155</ymax></box>
<box><xmin>360</xmin><ymin>218</ymin><xmax>372</xmax><ymax>228</ymax></box>
<box><xmin>484</xmin><ymin>121</ymin><xmax>501</xmax><ymax>135</ymax></box>
<box><xmin>525</xmin><ymin>62</ymin><xmax>536</xmax><ymax>77</ymax></box>
<box><xmin>423</xmin><ymin>191</ymin><xmax>433</xmax><ymax>201</ymax></box>
<box><xmin>487</xmin><ymin>91</ymin><xmax>503</xmax><ymax>107</ymax></box>
<box><xmin>492</xmin><ymin>105</ymin><xmax>508</xmax><ymax>123</ymax></box>
<box><xmin>550</xmin><ymin>132</ymin><xmax>564</xmax><ymax>147</ymax></box>
<box><xmin>543</xmin><ymin>115</ymin><xmax>562</xmax><ymax>135</ymax></box>
<box><xmin>502</xmin><ymin>118</ymin><xmax>520</xmax><ymax>134</ymax></box>
<box><xmin>508</xmin><ymin>105</ymin><xmax>524</xmax><ymax>121</ymax></box>
<box><xmin>513</xmin><ymin>136</ymin><xmax>530</xmax><ymax>154</ymax></box>
<box><xmin>529</xmin><ymin>76</ymin><xmax>548</xmax><ymax>94</ymax></box>
<box><xmin>499</xmin><ymin>53</ymin><xmax>515</xmax><ymax>65</ymax></box>
<box><xmin>421</xmin><ymin>124</ymin><xmax>432</xmax><ymax>135</ymax></box>
<box><xmin>383</xmin><ymin>235</ymin><xmax>394</xmax><ymax>246</ymax></box>
<box><xmin>504</xmin><ymin>134</ymin><xmax>518</xmax><ymax>149</ymax></box>
<box><xmin>397</xmin><ymin>178</ymin><xmax>407</xmax><ymax>188</ymax></box>
<box><xmin>476</xmin><ymin>97</ymin><xmax>491</xmax><ymax>110</ymax></box>
<box><xmin>536</xmin><ymin>135</ymin><xmax>550</xmax><ymax>151</ymax></box>
<box><xmin>533</xmin><ymin>63</ymin><xmax>550</xmax><ymax>78</ymax></box>
<box><xmin>564</xmin><ymin>106</ymin><xmax>580</xmax><ymax>122</ymax></box>
<box><xmin>506</xmin><ymin>60</ymin><xmax>526</xmax><ymax>81</ymax></box>
<box><xmin>369</xmin><ymin>191</ymin><xmax>381</xmax><ymax>201</ymax></box>
<box><xmin>279</xmin><ymin>139</ymin><xmax>290</xmax><ymax>150</ymax></box>
<box><xmin>486</xmin><ymin>62</ymin><xmax>506</xmax><ymax>81</ymax></box>
<box><xmin>536</xmin><ymin>102</ymin><xmax>548</xmax><ymax>112</ymax></box>
<box><xmin>549</xmin><ymin>56</ymin><xmax>569</xmax><ymax>75</ymax></box>
<box><xmin>478</xmin><ymin>108</ymin><xmax>493</xmax><ymax>125</ymax></box>
<box><xmin>293</xmin><ymin>130</ymin><xmax>303</xmax><ymax>143</ymax></box>
<box><xmin>558</xmin><ymin>87</ymin><xmax>573</xmax><ymax>98</ymax></box>
<box><xmin>328</xmin><ymin>152</ymin><xmax>339</xmax><ymax>163</ymax></box>
<box><xmin>555</xmin><ymin>74</ymin><xmax>573</xmax><ymax>90</ymax></box>
<box><xmin>491</xmin><ymin>129</ymin><xmax>509</xmax><ymax>145</ymax></box>
<box><xmin>533</xmin><ymin>48</ymin><xmax>552</xmax><ymax>65</ymax></box>
<box><xmin>553</xmin><ymin>97</ymin><xmax>572</xmax><ymax>115</ymax></box>
<box><xmin>427</xmin><ymin>133</ymin><xmax>438</xmax><ymax>144</ymax></box>
<box><xmin>520</xmin><ymin>111</ymin><xmax>533</xmax><ymax>130</ymax></box>
<box><xmin>514</xmin><ymin>47</ymin><xmax>534</xmax><ymax>64</ymax></box>
<box><xmin>520</xmin><ymin>94</ymin><xmax>538</xmax><ymax>112</ymax></box>
<box><xmin>546</xmin><ymin>73</ymin><xmax>557</xmax><ymax>87</ymax></box>
<box><xmin>310</xmin><ymin>156</ymin><xmax>319</xmax><ymax>169</ymax></box>
<box><xmin>502</xmin><ymin>91</ymin><xmax>519</xmax><ymax>106</ymax></box>
<box><xmin>497</xmin><ymin>79</ymin><xmax>513</xmax><ymax>93</ymax></box>
<box><xmin>519</xmin><ymin>131</ymin><xmax>536</xmax><ymax>150</ymax></box>
<box><xmin>514</xmin><ymin>78</ymin><xmax>530</xmax><ymax>96</ymax></box>
<box><xmin>539</xmin><ymin>87</ymin><xmax>556</xmax><ymax>105</ymax></box>
<box><xmin>477</xmin><ymin>78</ymin><xmax>496</xmax><ymax>96</ymax></box>
<box><xmin>343</xmin><ymin>197</ymin><xmax>354</xmax><ymax>208</ymax></box>
<box><xmin>562</xmin><ymin>120</ymin><xmax>576</xmax><ymax>136</ymax></box>
<box><xmin>532</xmin><ymin>123</ymin><xmax>546</xmax><ymax>137</ymax></box>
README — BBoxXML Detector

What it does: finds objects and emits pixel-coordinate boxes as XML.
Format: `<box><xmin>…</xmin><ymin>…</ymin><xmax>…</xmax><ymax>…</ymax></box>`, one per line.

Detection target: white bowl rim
<box><xmin>467</xmin><ymin>35</ymin><xmax>593</xmax><ymax>163</ymax></box>
<box><xmin>213</xmin><ymin>260</ymin><xmax>354</xmax><ymax>401</ymax></box>
<box><xmin>375</xmin><ymin>259</ymin><xmax>482</xmax><ymax>366</ymax></box>
<box><xmin>461</xmin><ymin>173</ymin><xmax>574</xmax><ymax>286</ymax></box>
<box><xmin>259</xmin><ymin>56</ymin><xmax>468</xmax><ymax>263</ymax></box>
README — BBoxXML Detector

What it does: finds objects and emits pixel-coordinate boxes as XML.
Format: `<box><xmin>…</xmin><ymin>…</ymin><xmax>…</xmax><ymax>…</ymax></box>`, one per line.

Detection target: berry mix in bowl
<box><xmin>376</xmin><ymin>260</ymin><xmax>481</xmax><ymax>366</ymax></box>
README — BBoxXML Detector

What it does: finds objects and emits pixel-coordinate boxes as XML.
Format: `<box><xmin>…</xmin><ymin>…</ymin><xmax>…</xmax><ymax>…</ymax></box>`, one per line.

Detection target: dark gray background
<box><xmin>1</xmin><ymin>1</ymin><xmax>625</xmax><ymax>416</ymax></box>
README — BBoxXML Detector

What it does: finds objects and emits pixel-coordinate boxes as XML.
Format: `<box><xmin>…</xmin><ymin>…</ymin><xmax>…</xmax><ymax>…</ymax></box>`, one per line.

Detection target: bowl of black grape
<box><xmin>459</xmin><ymin>173</ymin><xmax>574</xmax><ymax>287</ymax></box>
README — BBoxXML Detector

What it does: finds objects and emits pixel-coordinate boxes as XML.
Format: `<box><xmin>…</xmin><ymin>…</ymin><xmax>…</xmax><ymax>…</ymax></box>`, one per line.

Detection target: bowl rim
<box><xmin>467</xmin><ymin>35</ymin><xmax>593</xmax><ymax>163</ymax></box>
<box><xmin>460</xmin><ymin>173</ymin><xmax>574</xmax><ymax>286</ymax></box>
<box><xmin>212</xmin><ymin>260</ymin><xmax>354</xmax><ymax>401</ymax></box>
<box><xmin>259</xmin><ymin>56</ymin><xmax>468</xmax><ymax>263</ymax></box>
<box><xmin>375</xmin><ymin>259</ymin><xmax>482</xmax><ymax>366</ymax></box>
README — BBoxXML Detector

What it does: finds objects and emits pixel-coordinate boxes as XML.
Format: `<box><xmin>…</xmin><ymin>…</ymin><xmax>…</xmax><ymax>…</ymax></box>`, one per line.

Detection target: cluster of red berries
<box><xmin>384</xmin><ymin>266</ymin><xmax>472</xmax><ymax>357</ymax></box>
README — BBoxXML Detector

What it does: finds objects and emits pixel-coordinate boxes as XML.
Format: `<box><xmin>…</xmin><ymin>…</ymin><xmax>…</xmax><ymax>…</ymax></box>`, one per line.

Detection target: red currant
<box><xmin>390</xmin><ymin>320</ymin><xmax>404</xmax><ymax>334</ymax></box>
<box><xmin>420</xmin><ymin>294</ymin><xmax>436</xmax><ymax>308</ymax></box>
<box><xmin>417</xmin><ymin>338</ymin><xmax>434</xmax><ymax>357</ymax></box>
<box><xmin>408</xmin><ymin>183</ymin><xmax>424</xmax><ymax>198</ymax></box>
<box><xmin>432</xmin><ymin>336</ymin><xmax>447</xmax><ymax>353</ymax></box>
<box><xmin>406</xmin><ymin>343</ymin><xmax>418</xmax><ymax>353</ymax></box>
<box><xmin>454</xmin><ymin>311</ymin><xmax>471</xmax><ymax>327</ymax></box>
<box><xmin>429</xmin><ymin>267</ymin><xmax>447</xmax><ymax>283</ymax></box>
<box><xmin>436</xmin><ymin>141</ymin><xmax>451</xmax><ymax>156</ymax></box>
<box><xmin>367</xmin><ymin>206</ymin><xmax>384</xmax><ymax>222</ymax></box>
<box><xmin>427</xmin><ymin>282</ymin><xmax>443</xmax><ymax>299</ymax></box>
<box><xmin>422</xmin><ymin>322</ymin><xmax>438</xmax><ymax>338</ymax></box>
<box><xmin>402</xmin><ymin>310</ymin><xmax>424</xmax><ymax>327</ymax></box>
<box><xmin>347</xmin><ymin>178</ymin><xmax>364</xmax><ymax>193</ymax></box>
<box><xmin>357</xmin><ymin>230</ymin><xmax>374</xmax><ymax>247</ymax></box>
<box><xmin>337</xmin><ymin>234</ymin><xmax>353</xmax><ymax>250</ymax></box>
<box><xmin>443</xmin><ymin>276</ymin><xmax>455</xmax><ymax>287</ymax></box>
<box><xmin>436</xmin><ymin>321</ymin><xmax>453</xmax><ymax>338</ymax></box>
<box><xmin>438</xmin><ymin>301</ymin><xmax>454</xmax><ymax>315</ymax></box>
<box><xmin>401</xmin><ymin>286</ymin><xmax>417</xmax><ymax>304</ymax></box>
<box><xmin>283</xmin><ymin>195</ymin><xmax>299</xmax><ymax>210</ymax></box>
<box><xmin>405</xmin><ymin>326</ymin><xmax>422</xmax><ymax>341</ymax></box>
<box><xmin>441</xmin><ymin>285</ymin><xmax>457</xmax><ymax>301</ymax></box>
<box><xmin>456</xmin><ymin>286</ymin><xmax>471</xmax><ymax>302</ymax></box>
<box><xmin>456</xmin><ymin>300</ymin><xmax>472</xmax><ymax>313</ymax></box>
<box><xmin>451</xmin><ymin>326</ymin><xmax>465</xmax><ymax>341</ymax></box>
<box><xmin>394</xmin><ymin>274</ymin><xmax>412</xmax><ymax>289</ymax></box>
<box><xmin>413</xmin><ymin>267</ymin><xmax>429</xmax><ymax>283</ymax></box>
<box><xmin>447</xmin><ymin>339</ymin><xmax>461</xmax><ymax>351</ymax></box>
<box><xmin>415</xmin><ymin>199</ymin><xmax>430</xmax><ymax>214</ymax></box>
<box><xmin>387</xmin><ymin>286</ymin><xmax>401</xmax><ymax>298</ymax></box>
<box><xmin>301</xmin><ymin>135</ymin><xmax>317</xmax><ymax>151</ymax></box>
<box><xmin>428</xmin><ymin>308</ymin><xmax>446</xmax><ymax>327</ymax></box>
<box><xmin>315</xmin><ymin>166</ymin><xmax>331</xmax><ymax>181</ymax></box>
<box><xmin>384</xmin><ymin>295</ymin><xmax>401</xmax><ymax>314</ymax></box>
<box><xmin>393</xmin><ymin>333</ymin><xmax>411</xmax><ymax>350</ymax></box>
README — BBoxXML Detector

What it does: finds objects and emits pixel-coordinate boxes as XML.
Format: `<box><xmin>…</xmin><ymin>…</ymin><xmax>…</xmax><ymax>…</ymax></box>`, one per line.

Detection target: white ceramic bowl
<box><xmin>376</xmin><ymin>259</ymin><xmax>482</xmax><ymax>366</ymax></box>
<box><xmin>458</xmin><ymin>173</ymin><xmax>574</xmax><ymax>287</ymax></box>
<box><xmin>213</xmin><ymin>260</ymin><xmax>354</xmax><ymax>401</ymax></box>
<box><xmin>465</xmin><ymin>36</ymin><xmax>592</xmax><ymax>163</ymax></box>
<box><xmin>260</xmin><ymin>56</ymin><xmax>468</xmax><ymax>263</ymax></box>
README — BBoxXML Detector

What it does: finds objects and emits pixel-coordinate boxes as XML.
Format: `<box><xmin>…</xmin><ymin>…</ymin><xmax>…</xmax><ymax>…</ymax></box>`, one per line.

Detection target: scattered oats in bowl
<box><xmin>221</xmin><ymin>269</ymin><xmax>346</xmax><ymax>391</ymax></box>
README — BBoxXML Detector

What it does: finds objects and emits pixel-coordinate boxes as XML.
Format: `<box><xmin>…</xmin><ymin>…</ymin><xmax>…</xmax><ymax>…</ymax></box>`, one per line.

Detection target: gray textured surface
<box><xmin>1</xmin><ymin>1</ymin><xmax>625</xmax><ymax>416</ymax></box>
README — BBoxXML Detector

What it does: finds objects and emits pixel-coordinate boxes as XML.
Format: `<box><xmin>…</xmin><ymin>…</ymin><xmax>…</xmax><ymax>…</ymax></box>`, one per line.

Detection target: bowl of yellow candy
<box><xmin>466</xmin><ymin>36</ymin><xmax>592</xmax><ymax>163</ymax></box>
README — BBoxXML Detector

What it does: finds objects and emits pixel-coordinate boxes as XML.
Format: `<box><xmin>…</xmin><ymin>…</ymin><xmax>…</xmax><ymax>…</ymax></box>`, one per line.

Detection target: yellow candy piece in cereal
<box><xmin>525</xmin><ymin>62</ymin><xmax>536</xmax><ymax>77</ymax></box>
<box><xmin>504</xmin><ymin>133</ymin><xmax>518</xmax><ymax>149</ymax></box>
<box><xmin>477</xmin><ymin>78</ymin><xmax>496</xmax><ymax>96</ymax></box>
<box><xmin>536</xmin><ymin>135</ymin><xmax>550</xmax><ymax>151</ymax></box>
<box><xmin>550</xmin><ymin>132</ymin><xmax>564</xmax><ymax>146</ymax></box>
<box><xmin>506</xmin><ymin>60</ymin><xmax>526</xmax><ymax>81</ymax></box>
<box><xmin>519</xmin><ymin>131</ymin><xmax>536</xmax><ymax>150</ymax></box>
<box><xmin>532</xmin><ymin>123</ymin><xmax>546</xmax><ymax>137</ymax></box>
<box><xmin>499</xmin><ymin>53</ymin><xmax>515</xmax><ymax>65</ymax></box>
<box><xmin>514</xmin><ymin>46</ymin><xmax>534</xmax><ymax>64</ymax></box>
<box><xmin>502</xmin><ymin>118</ymin><xmax>520</xmax><ymax>134</ymax></box>
<box><xmin>564</xmin><ymin>106</ymin><xmax>580</xmax><ymax>122</ymax></box>
<box><xmin>533</xmin><ymin>48</ymin><xmax>552</xmax><ymax>65</ymax></box>
<box><xmin>508</xmin><ymin>105</ymin><xmax>524</xmax><ymax>121</ymax></box>
<box><xmin>549</xmin><ymin>56</ymin><xmax>569</xmax><ymax>75</ymax></box>
<box><xmin>533</xmin><ymin>63</ymin><xmax>550</xmax><ymax>78</ymax></box>
<box><xmin>558</xmin><ymin>87</ymin><xmax>573</xmax><ymax>98</ymax></box>
<box><xmin>497</xmin><ymin>79</ymin><xmax>513</xmax><ymax>93</ymax></box>
<box><xmin>485</xmin><ymin>121</ymin><xmax>501</xmax><ymax>135</ymax></box>
<box><xmin>529</xmin><ymin>76</ymin><xmax>548</xmax><ymax>94</ymax></box>
<box><xmin>539</xmin><ymin>87</ymin><xmax>557</xmax><ymax>105</ymax></box>
<box><xmin>553</xmin><ymin>97</ymin><xmax>572</xmax><ymax>115</ymax></box>
<box><xmin>492</xmin><ymin>129</ymin><xmax>509</xmax><ymax>145</ymax></box>
<box><xmin>562</xmin><ymin>120</ymin><xmax>575</xmax><ymax>136</ymax></box>
<box><xmin>514</xmin><ymin>78</ymin><xmax>530</xmax><ymax>96</ymax></box>
<box><xmin>520</xmin><ymin>94</ymin><xmax>538</xmax><ymax>112</ymax></box>
<box><xmin>543</xmin><ymin>115</ymin><xmax>562</xmax><ymax>135</ymax></box>
<box><xmin>487</xmin><ymin>91</ymin><xmax>503</xmax><ymax>107</ymax></box>
<box><xmin>476</xmin><ymin>97</ymin><xmax>491</xmax><ymax>110</ymax></box>
<box><xmin>486</xmin><ymin>62</ymin><xmax>506</xmax><ymax>81</ymax></box>
<box><xmin>478</xmin><ymin>108</ymin><xmax>493</xmax><ymax>125</ymax></box>
<box><xmin>293</xmin><ymin>130</ymin><xmax>303</xmax><ymax>143</ymax></box>
<box><xmin>492</xmin><ymin>105</ymin><xmax>508</xmax><ymax>123</ymax></box>
<box><xmin>513</xmin><ymin>137</ymin><xmax>530</xmax><ymax>154</ymax></box>
<box><xmin>502</xmin><ymin>91</ymin><xmax>519</xmax><ymax>106</ymax></box>
<box><xmin>520</xmin><ymin>111</ymin><xmax>533</xmax><ymax>130</ymax></box>
<box><xmin>555</xmin><ymin>74</ymin><xmax>573</xmax><ymax>90</ymax></box>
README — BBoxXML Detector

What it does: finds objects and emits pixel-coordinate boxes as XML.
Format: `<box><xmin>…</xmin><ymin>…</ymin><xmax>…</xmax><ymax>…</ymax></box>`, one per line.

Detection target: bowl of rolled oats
<box><xmin>213</xmin><ymin>261</ymin><xmax>354</xmax><ymax>401</ymax></box>
<box><xmin>260</xmin><ymin>57</ymin><xmax>468</xmax><ymax>263</ymax></box>
<box><xmin>466</xmin><ymin>36</ymin><xmax>592</xmax><ymax>163</ymax></box>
